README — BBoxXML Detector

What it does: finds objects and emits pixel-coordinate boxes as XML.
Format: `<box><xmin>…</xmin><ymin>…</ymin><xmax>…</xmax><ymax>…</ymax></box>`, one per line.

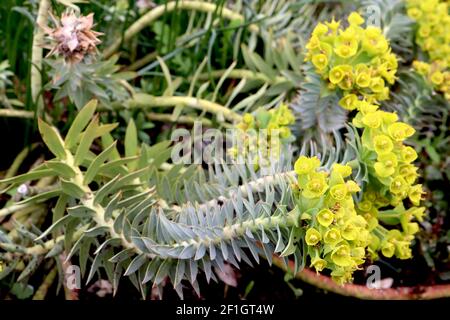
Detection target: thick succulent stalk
<box><xmin>196</xmin><ymin>171</ymin><xmax>296</xmax><ymax>211</ymax></box>
<box><xmin>0</xmin><ymin>109</ymin><xmax>34</xmax><ymax>119</ymax></box>
<box><xmin>62</xmin><ymin>148</ymin><xmax>146</xmax><ymax>256</ymax></box>
<box><xmin>32</xmin><ymin>266</ymin><xmax>58</xmax><ymax>300</ymax></box>
<box><xmin>192</xmin><ymin>69</ymin><xmax>288</xmax><ymax>84</ymax></box>
<box><xmin>23</xmin><ymin>228</ymin><xmax>84</xmax><ymax>255</ymax></box>
<box><xmin>107</xmin><ymin>94</ymin><xmax>243</xmax><ymax>123</ymax></box>
<box><xmin>146</xmin><ymin>112</ymin><xmax>215</xmax><ymax>127</ymax></box>
<box><xmin>31</xmin><ymin>0</ymin><xmax>51</xmax><ymax>113</ymax></box>
<box><xmin>103</xmin><ymin>0</ymin><xmax>259</xmax><ymax>58</ymax></box>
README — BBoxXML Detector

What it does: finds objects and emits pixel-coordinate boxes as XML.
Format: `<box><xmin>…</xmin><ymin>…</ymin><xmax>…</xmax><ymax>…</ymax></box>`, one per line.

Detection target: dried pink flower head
<box><xmin>136</xmin><ymin>0</ymin><xmax>156</xmax><ymax>10</ymax></box>
<box><xmin>43</xmin><ymin>11</ymin><xmax>102</xmax><ymax>63</ymax></box>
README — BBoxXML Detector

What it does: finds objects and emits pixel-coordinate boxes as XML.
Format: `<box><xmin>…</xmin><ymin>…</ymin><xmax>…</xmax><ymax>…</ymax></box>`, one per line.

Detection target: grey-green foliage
<box><xmin>228</xmin><ymin>39</ymin><xmax>303</xmax><ymax>113</ymax></box>
<box><xmin>381</xmin><ymin>70</ymin><xmax>450</xmax><ymax>177</ymax></box>
<box><xmin>223</xmin><ymin>0</ymin><xmax>346</xmax><ymax>113</ymax></box>
<box><xmin>46</xmin><ymin>55</ymin><xmax>135</xmax><ymax>109</ymax></box>
<box><xmin>382</xmin><ymin>70</ymin><xmax>450</xmax><ymax>133</ymax></box>
<box><xmin>0</xmin><ymin>100</ymin><xmax>308</xmax><ymax>299</ymax></box>
<box><xmin>150</xmin><ymin>0</ymin><xmax>345</xmax><ymax>116</ymax></box>
<box><xmin>290</xmin><ymin>65</ymin><xmax>347</xmax><ymax>147</ymax></box>
<box><xmin>382</xmin><ymin>68</ymin><xmax>450</xmax><ymax>133</ymax></box>
<box><xmin>238</xmin><ymin>0</ymin><xmax>345</xmax><ymax>44</ymax></box>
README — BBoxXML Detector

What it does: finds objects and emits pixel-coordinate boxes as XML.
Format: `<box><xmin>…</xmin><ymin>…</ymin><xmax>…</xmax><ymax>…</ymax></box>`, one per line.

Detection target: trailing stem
<box><xmin>191</xmin><ymin>69</ymin><xmax>288</xmax><ymax>84</ymax></box>
<box><xmin>64</xmin><ymin>150</ymin><xmax>147</xmax><ymax>256</ymax></box>
<box><xmin>106</xmin><ymin>94</ymin><xmax>243</xmax><ymax>123</ymax></box>
<box><xmin>0</xmin><ymin>109</ymin><xmax>35</xmax><ymax>119</ymax></box>
<box><xmin>103</xmin><ymin>0</ymin><xmax>260</xmax><ymax>58</ymax></box>
<box><xmin>31</xmin><ymin>0</ymin><xmax>51</xmax><ymax>113</ymax></box>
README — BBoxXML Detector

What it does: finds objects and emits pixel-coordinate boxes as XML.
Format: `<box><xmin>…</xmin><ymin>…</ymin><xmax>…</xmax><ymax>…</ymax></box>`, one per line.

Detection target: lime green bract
<box><xmin>407</xmin><ymin>0</ymin><xmax>450</xmax><ymax>100</ymax></box>
<box><xmin>305</xmin><ymin>12</ymin><xmax>398</xmax><ymax>104</ymax></box>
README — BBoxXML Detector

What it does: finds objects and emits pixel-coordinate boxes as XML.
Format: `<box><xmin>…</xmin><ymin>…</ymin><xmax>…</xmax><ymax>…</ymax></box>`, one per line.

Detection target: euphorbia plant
<box><xmin>0</xmin><ymin>95</ymin><xmax>424</xmax><ymax>297</ymax></box>
<box><xmin>0</xmin><ymin>1</ymin><xmax>442</xmax><ymax>300</ymax></box>
<box><xmin>406</xmin><ymin>0</ymin><xmax>450</xmax><ymax>100</ymax></box>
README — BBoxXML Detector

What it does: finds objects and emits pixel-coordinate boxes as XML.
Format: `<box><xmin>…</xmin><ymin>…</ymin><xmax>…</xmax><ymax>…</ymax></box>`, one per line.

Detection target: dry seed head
<box><xmin>43</xmin><ymin>11</ymin><xmax>102</xmax><ymax>64</ymax></box>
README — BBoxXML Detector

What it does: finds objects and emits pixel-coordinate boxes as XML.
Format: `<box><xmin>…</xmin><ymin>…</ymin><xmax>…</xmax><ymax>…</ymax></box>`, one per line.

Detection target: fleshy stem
<box><xmin>106</xmin><ymin>94</ymin><xmax>243</xmax><ymax>123</ymax></box>
<box><xmin>63</xmin><ymin>150</ymin><xmax>146</xmax><ymax>256</ymax></box>
<box><xmin>146</xmin><ymin>112</ymin><xmax>215</xmax><ymax>127</ymax></box>
<box><xmin>103</xmin><ymin>0</ymin><xmax>260</xmax><ymax>58</ymax></box>
<box><xmin>167</xmin><ymin>170</ymin><xmax>296</xmax><ymax>214</ymax></box>
<box><xmin>32</xmin><ymin>265</ymin><xmax>58</xmax><ymax>300</ymax></box>
<box><xmin>197</xmin><ymin>171</ymin><xmax>296</xmax><ymax>211</ymax></box>
<box><xmin>124</xmin><ymin>52</ymin><xmax>158</xmax><ymax>72</ymax></box>
<box><xmin>0</xmin><ymin>109</ymin><xmax>34</xmax><ymax>119</ymax></box>
<box><xmin>172</xmin><ymin>210</ymin><xmax>298</xmax><ymax>250</ymax></box>
<box><xmin>221</xmin><ymin>212</ymin><xmax>297</xmax><ymax>243</ymax></box>
<box><xmin>191</xmin><ymin>69</ymin><xmax>288</xmax><ymax>84</ymax></box>
<box><xmin>31</xmin><ymin>0</ymin><xmax>50</xmax><ymax>113</ymax></box>
<box><xmin>21</xmin><ymin>170</ymin><xmax>297</xmax><ymax>258</ymax></box>
<box><xmin>0</xmin><ymin>143</ymin><xmax>39</xmax><ymax>191</ymax></box>
<box><xmin>26</xmin><ymin>229</ymin><xmax>82</xmax><ymax>255</ymax></box>
<box><xmin>0</xmin><ymin>203</ymin><xmax>40</xmax><ymax>219</ymax></box>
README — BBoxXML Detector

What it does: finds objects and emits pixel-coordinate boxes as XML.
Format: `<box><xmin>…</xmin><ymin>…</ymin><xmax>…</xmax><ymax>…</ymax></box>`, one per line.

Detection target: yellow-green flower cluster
<box><xmin>305</xmin><ymin>12</ymin><xmax>398</xmax><ymax>105</ymax></box>
<box><xmin>228</xmin><ymin>104</ymin><xmax>295</xmax><ymax>167</ymax></box>
<box><xmin>351</xmin><ymin>100</ymin><xmax>426</xmax><ymax>260</ymax></box>
<box><xmin>413</xmin><ymin>60</ymin><xmax>450</xmax><ymax>100</ymax></box>
<box><xmin>352</xmin><ymin>100</ymin><xmax>422</xmax><ymax>206</ymax></box>
<box><xmin>294</xmin><ymin>151</ymin><xmax>425</xmax><ymax>283</ymax></box>
<box><xmin>407</xmin><ymin>0</ymin><xmax>450</xmax><ymax>100</ymax></box>
<box><xmin>406</xmin><ymin>0</ymin><xmax>450</xmax><ymax>68</ymax></box>
<box><xmin>357</xmin><ymin>189</ymin><xmax>426</xmax><ymax>261</ymax></box>
<box><xmin>298</xmin><ymin>10</ymin><xmax>426</xmax><ymax>284</ymax></box>
<box><xmin>294</xmin><ymin>157</ymin><xmax>372</xmax><ymax>284</ymax></box>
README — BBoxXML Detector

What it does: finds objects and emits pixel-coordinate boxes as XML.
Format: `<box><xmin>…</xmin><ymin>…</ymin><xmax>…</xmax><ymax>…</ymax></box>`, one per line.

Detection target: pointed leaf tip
<box><xmin>38</xmin><ymin>118</ymin><xmax>67</xmax><ymax>159</ymax></box>
<box><xmin>65</xmin><ymin>99</ymin><xmax>98</xmax><ymax>149</ymax></box>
